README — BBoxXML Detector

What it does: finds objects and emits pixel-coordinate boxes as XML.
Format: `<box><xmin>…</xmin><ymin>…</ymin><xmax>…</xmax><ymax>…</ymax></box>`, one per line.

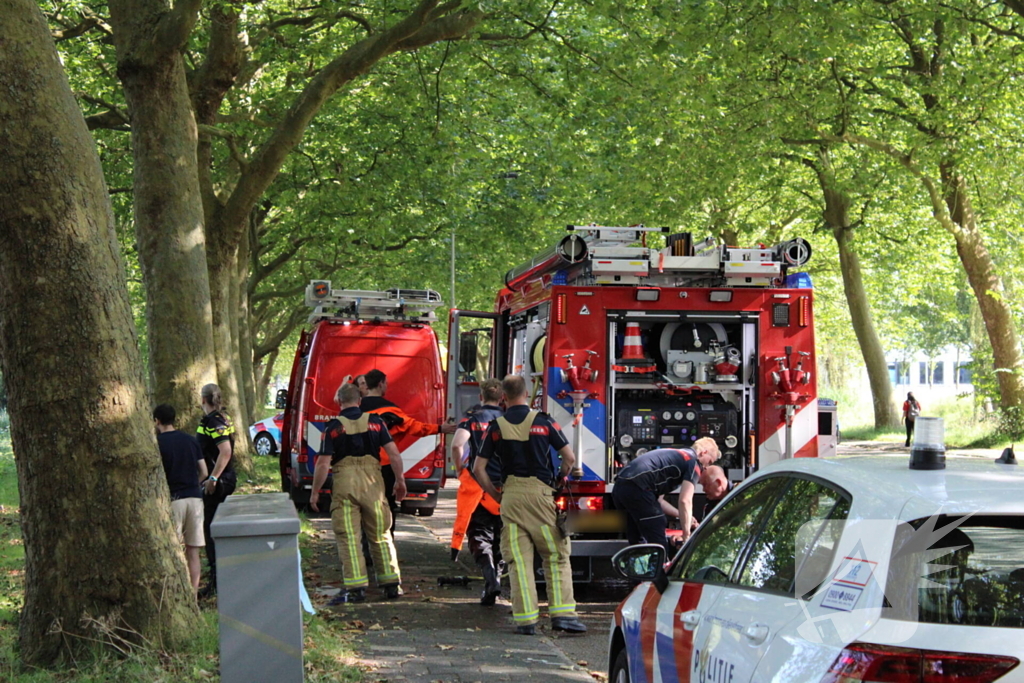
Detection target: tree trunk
<box><xmin>810</xmin><ymin>152</ymin><xmax>900</xmax><ymax>429</ymax></box>
<box><xmin>0</xmin><ymin>4</ymin><xmax>199</xmax><ymax>665</ymax></box>
<box><xmin>257</xmin><ymin>348</ymin><xmax>280</xmax><ymax>411</ymax></box>
<box><xmin>238</xmin><ymin>225</ymin><xmax>258</xmax><ymax>423</ymax></box>
<box><xmin>108</xmin><ymin>0</ymin><xmax>216</xmax><ymax>431</ymax></box>
<box><xmin>207</xmin><ymin>239</ymin><xmax>254</xmax><ymax>472</ymax></box>
<box><xmin>940</xmin><ymin>166</ymin><xmax>1024</xmax><ymax>409</ymax></box>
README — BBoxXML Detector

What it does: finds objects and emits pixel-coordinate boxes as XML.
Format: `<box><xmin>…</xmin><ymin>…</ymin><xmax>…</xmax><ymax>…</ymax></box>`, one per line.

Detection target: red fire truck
<box><xmin>447</xmin><ymin>225</ymin><xmax>819</xmax><ymax>566</ymax></box>
<box><xmin>279</xmin><ymin>284</ymin><xmax>447</xmax><ymax>515</ymax></box>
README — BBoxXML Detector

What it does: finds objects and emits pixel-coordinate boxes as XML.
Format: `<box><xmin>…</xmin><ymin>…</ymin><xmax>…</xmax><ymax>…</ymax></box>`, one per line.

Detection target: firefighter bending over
<box><xmin>450</xmin><ymin>378</ymin><xmax>504</xmax><ymax>606</ymax></box>
<box><xmin>474</xmin><ymin>375</ymin><xmax>587</xmax><ymax>636</ymax></box>
<box><xmin>612</xmin><ymin>441</ymin><xmax>721</xmax><ymax>553</ymax></box>
<box><xmin>311</xmin><ymin>382</ymin><xmax>405</xmax><ymax>603</ymax></box>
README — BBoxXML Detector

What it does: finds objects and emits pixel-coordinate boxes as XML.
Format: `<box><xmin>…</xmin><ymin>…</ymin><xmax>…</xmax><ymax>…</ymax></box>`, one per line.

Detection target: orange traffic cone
<box><xmin>622</xmin><ymin>323</ymin><xmax>645</xmax><ymax>360</ymax></box>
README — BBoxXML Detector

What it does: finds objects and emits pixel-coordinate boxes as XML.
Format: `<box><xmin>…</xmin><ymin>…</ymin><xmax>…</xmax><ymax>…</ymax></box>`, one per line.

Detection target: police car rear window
<box><xmin>887</xmin><ymin>515</ymin><xmax>1024</xmax><ymax>628</ymax></box>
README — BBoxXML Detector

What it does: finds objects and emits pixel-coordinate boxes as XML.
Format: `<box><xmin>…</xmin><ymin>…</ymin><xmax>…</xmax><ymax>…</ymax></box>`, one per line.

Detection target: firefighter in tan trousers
<box><xmin>474</xmin><ymin>375</ymin><xmax>587</xmax><ymax>636</ymax></box>
<box><xmin>311</xmin><ymin>383</ymin><xmax>405</xmax><ymax>603</ymax></box>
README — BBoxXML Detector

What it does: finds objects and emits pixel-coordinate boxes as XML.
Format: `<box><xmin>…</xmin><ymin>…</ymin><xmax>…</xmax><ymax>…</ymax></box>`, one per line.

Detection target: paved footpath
<box><xmin>311</xmin><ymin>485</ymin><xmax>604</xmax><ymax>683</ymax></box>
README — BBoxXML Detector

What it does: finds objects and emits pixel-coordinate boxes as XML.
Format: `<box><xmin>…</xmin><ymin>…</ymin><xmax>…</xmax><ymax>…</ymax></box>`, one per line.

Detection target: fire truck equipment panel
<box><xmin>614</xmin><ymin>392</ymin><xmax>740</xmax><ymax>471</ymax></box>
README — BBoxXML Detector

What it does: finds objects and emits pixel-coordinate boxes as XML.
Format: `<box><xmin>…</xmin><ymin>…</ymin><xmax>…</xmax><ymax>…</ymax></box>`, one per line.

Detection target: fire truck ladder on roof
<box><xmin>304</xmin><ymin>280</ymin><xmax>444</xmax><ymax>322</ymax></box>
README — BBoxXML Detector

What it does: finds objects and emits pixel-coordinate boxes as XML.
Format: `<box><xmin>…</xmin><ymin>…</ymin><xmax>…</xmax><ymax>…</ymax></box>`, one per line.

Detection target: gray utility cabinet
<box><xmin>211</xmin><ymin>493</ymin><xmax>303</xmax><ymax>683</ymax></box>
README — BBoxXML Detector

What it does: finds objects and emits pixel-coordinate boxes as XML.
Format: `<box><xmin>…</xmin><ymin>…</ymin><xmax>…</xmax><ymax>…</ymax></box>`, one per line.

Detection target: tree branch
<box><xmin>217</xmin><ymin>0</ymin><xmax>484</xmax><ymax>244</ymax></box>
<box><xmin>155</xmin><ymin>0</ymin><xmax>204</xmax><ymax>53</ymax></box>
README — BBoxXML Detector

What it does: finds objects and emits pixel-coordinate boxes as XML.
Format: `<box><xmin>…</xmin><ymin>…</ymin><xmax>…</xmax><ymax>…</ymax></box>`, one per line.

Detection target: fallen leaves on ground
<box><xmin>436</xmin><ymin>644</ymin><xmax>454</xmax><ymax>651</ymax></box>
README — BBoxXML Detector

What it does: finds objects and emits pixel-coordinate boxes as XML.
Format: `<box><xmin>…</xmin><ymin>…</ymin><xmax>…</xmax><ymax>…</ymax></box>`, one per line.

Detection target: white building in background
<box><xmin>886</xmin><ymin>346</ymin><xmax>974</xmax><ymax>402</ymax></box>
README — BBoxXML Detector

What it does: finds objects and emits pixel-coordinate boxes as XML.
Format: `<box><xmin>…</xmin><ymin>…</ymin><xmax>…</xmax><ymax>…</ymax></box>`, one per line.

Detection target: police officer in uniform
<box><xmin>450</xmin><ymin>378</ymin><xmax>504</xmax><ymax>605</ymax></box>
<box><xmin>474</xmin><ymin>375</ymin><xmax>587</xmax><ymax>636</ymax></box>
<box><xmin>612</xmin><ymin>440</ymin><xmax>720</xmax><ymax>553</ymax></box>
<box><xmin>311</xmin><ymin>383</ymin><xmax>406</xmax><ymax>602</ymax></box>
<box><xmin>197</xmin><ymin>383</ymin><xmax>238</xmax><ymax>597</ymax></box>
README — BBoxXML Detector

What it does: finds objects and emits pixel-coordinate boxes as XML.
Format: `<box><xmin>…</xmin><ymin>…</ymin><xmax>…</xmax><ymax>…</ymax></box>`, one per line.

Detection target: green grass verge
<box><xmin>832</xmin><ymin>392</ymin><xmax>1012</xmax><ymax>450</ymax></box>
<box><xmin>0</xmin><ymin>415</ymin><xmax>364</xmax><ymax>681</ymax></box>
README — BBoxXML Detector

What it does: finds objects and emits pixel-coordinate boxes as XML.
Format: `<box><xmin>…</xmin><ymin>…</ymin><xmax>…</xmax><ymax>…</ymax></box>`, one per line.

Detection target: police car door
<box><xmin>641</xmin><ymin>477</ymin><xmax>790</xmax><ymax>683</ymax></box>
<box><xmin>695</xmin><ymin>475</ymin><xmax>851</xmax><ymax>683</ymax></box>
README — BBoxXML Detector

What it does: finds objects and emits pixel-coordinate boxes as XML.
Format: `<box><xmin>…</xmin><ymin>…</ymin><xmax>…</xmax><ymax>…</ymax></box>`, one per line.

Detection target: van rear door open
<box><xmin>279</xmin><ymin>285</ymin><xmax>447</xmax><ymax>515</ymax></box>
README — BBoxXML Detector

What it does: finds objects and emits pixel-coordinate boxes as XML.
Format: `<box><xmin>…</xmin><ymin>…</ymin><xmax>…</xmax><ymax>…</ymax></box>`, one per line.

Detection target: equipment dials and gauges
<box><xmin>725</xmin><ymin>435</ymin><xmax>738</xmax><ymax>448</ymax></box>
<box><xmin>662</xmin><ymin>410</ymin><xmax>673</xmax><ymax>420</ymax></box>
<box><xmin>686</xmin><ymin>411</ymin><xmax>697</xmax><ymax>421</ymax></box>
<box><xmin>673</xmin><ymin>411</ymin><xmax>684</xmax><ymax>420</ymax></box>
<box><xmin>620</xmin><ymin>434</ymin><xmax>633</xmax><ymax>447</ymax></box>
<box><xmin>635</xmin><ymin>448</ymin><xmax>649</xmax><ymax>457</ymax></box>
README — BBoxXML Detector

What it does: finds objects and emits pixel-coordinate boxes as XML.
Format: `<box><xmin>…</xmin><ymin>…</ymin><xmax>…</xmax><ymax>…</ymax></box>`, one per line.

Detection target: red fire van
<box><xmin>278</xmin><ymin>283</ymin><xmax>447</xmax><ymax>515</ymax></box>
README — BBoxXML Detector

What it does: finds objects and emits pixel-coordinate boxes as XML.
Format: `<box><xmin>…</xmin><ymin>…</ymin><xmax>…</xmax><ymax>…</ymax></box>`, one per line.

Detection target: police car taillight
<box><xmin>821</xmin><ymin>642</ymin><xmax>1018</xmax><ymax>683</ymax></box>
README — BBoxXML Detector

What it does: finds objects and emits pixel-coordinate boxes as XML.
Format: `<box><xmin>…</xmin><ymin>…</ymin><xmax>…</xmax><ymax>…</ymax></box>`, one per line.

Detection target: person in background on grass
<box><xmin>311</xmin><ymin>382</ymin><xmax>405</xmax><ymax>603</ymax></box>
<box><xmin>197</xmin><ymin>383</ymin><xmax>237</xmax><ymax>597</ymax></box>
<box><xmin>903</xmin><ymin>392</ymin><xmax>922</xmax><ymax>447</ymax></box>
<box><xmin>154</xmin><ymin>403</ymin><xmax>207</xmax><ymax>594</ymax></box>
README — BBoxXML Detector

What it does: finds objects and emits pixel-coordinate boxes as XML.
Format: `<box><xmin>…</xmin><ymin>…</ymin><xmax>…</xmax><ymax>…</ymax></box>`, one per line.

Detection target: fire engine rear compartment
<box><xmin>447</xmin><ymin>225</ymin><xmax>818</xmax><ymax>567</ymax></box>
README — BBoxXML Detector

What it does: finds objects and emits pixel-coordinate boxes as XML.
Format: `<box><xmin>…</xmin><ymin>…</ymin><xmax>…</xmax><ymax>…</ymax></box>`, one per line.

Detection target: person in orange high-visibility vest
<box><xmin>450</xmin><ymin>379</ymin><xmax>505</xmax><ymax>605</ymax></box>
<box><xmin>360</xmin><ymin>369</ymin><xmax>456</xmax><ymax>529</ymax></box>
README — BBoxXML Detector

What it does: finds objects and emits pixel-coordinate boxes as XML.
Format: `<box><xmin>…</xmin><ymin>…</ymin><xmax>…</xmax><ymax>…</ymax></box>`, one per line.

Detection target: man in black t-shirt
<box><xmin>474</xmin><ymin>375</ymin><xmax>586</xmax><ymax>636</ymax></box>
<box><xmin>612</xmin><ymin>441</ymin><xmax>720</xmax><ymax>553</ymax></box>
<box><xmin>196</xmin><ymin>383</ymin><xmax>237</xmax><ymax>596</ymax></box>
<box><xmin>154</xmin><ymin>404</ymin><xmax>207</xmax><ymax>594</ymax></box>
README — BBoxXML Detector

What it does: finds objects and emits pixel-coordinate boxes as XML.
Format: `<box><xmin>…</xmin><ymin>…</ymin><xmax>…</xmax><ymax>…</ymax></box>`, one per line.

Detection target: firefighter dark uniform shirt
<box><xmin>479</xmin><ymin>405</ymin><xmax>569</xmax><ymax>486</ymax></box>
<box><xmin>458</xmin><ymin>404</ymin><xmax>504</xmax><ymax>486</ymax></box>
<box><xmin>320</xmin><ymin>406</ymin><xmax>401</xmax><ymax>590</ymax></box>
<box><xmin>615</xmin><ymin>447</ymin><xmax>701</xmax><ymax>495</ymax></box>
<box><xmin>478</xmin><ymin>404</ymin><xmax>577</xmax><ymax>627</ymax></box>
<box><xmin>613</xmin><ymin>447</ymin><xmax>702</xmax><ymax>551</ymax></box>
<box><xmin>322</xmin><ymin>407</ymin><xmax>393</xmax><ymax>464</ymax></box>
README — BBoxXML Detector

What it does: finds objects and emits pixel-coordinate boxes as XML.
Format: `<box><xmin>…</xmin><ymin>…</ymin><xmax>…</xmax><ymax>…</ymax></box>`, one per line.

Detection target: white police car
<box><xmin>609</xmin><ymin>453</ymin><xmax>1023</xmax><ymax>683</ymax></box>
<box><xmin>248</xmin><ymin>413</ymin><xmax>283</xmax><ymax>456</ymax></box>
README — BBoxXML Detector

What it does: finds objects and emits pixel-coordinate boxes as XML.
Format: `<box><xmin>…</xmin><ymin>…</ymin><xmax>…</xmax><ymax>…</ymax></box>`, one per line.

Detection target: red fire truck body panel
<box><xmin>447</xmin><ymin>227</ymin><xmax>820</xmax><ymax>560</ymax></box>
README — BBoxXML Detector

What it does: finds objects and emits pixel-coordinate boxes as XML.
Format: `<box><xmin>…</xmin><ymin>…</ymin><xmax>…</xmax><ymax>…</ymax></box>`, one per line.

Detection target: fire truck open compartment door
<box><xmin>606</xmin><ymin>312</ymin><xmax>757</xmax><ymax>484</ymax></box>
<box><xmin>446</xmin><ymin>310</ymin><xmax>499</xmax><ymax>473</ymax></box>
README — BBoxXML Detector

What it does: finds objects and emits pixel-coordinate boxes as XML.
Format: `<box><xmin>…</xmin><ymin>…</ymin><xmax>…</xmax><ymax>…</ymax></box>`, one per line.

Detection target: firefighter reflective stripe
<box><xmin>541</xmin><ymin>524</ymin><xmax>574</xmax><ymax>615</ymax></box>
<box><xmin>451</xmin><ymin>468</ymin><xmax>500</xmax><ymax>555</ymax></box>
<box><xmin>499</xmin><ymin>475</ymin><xmax>577</xmax><ymax>626</ymax></box>
<box><xmin>334</xmin><ymin>500</ymin><xmax>367</xmax><ymax>588</ymax></box>
<box><xmin>338</xmin><ymin>414</ymin><xmax>370</xmax><ymax>435</ymax></box>
<box><xmin>330</xmin><ymin>457</ymin><xmax>400</xmax><ymax>589</ymax></box>
<box><xmin>504</xmin><ymin>522</ymin><xmax>539</xmax><ymax>624</ymax></box>
<box><xmin>373</xmin><ymin>499</ymin><xmax>399</xmax><ymax>585</ymax></box>
<box><xmin>496</xmin><ymin>412</ymin><xmax>538</xmax><ymax>442</ymax></box>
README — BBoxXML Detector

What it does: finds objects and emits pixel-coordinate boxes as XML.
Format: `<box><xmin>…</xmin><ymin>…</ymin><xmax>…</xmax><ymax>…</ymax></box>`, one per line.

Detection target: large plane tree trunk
<box><xmin>108</xmin><ymin>0</ymin><xmax>216</xmax><ymax>429</ymax></box>
<box><xmin>808</xmin><ymin>151</ymin><xmax>900</xmax><ymax>429</ymax></box>
<box><xmin>0</xmin><ymin>3</ymin><xmax>199</xmax><ymax>665</ymax></box>
<box><xmin>941</xmin><ymin>165</ymin><xmax>1024</xmax><ymax>410</ymax></box>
